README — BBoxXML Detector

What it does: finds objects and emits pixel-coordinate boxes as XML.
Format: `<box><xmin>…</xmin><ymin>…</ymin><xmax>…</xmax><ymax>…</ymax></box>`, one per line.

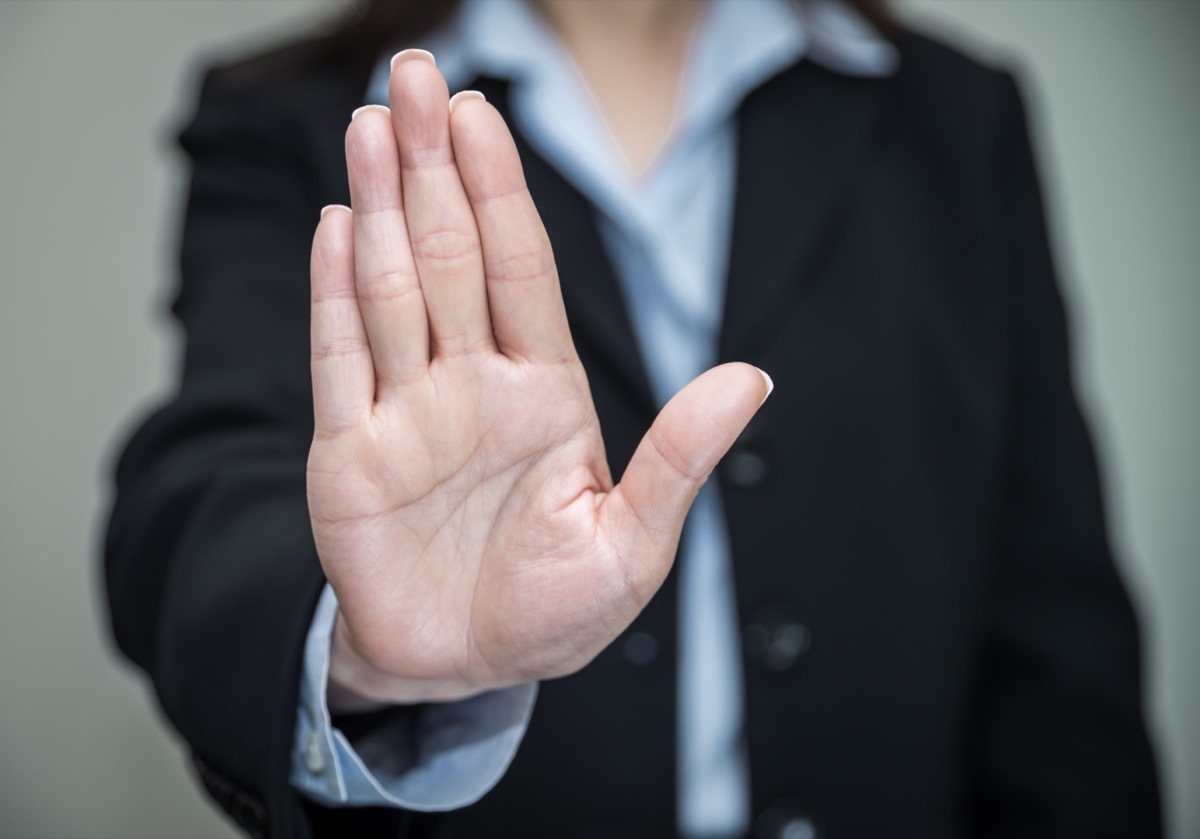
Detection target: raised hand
<box><xmin>307</xmin><ymin>51</ymin><xmax>770</xmax><ymax>709</ymax></box>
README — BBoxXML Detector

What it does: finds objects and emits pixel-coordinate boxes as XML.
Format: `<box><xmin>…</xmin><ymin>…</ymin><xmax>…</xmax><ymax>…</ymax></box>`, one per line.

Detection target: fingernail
<box><xmin>320</xmin><ymin>204</ymin><xmax>350</xmax><ymax>220</ymax></box>
<box><xmin>757</xmin><ymin>368</ymin><xmax>774</xmax><ymax>406</ymax></box>
<box><xmin>391</xmin><ymin>48</ymin><xmax>436</xmax><ymax>71</ymax></box>
<box><xmin>449</xmin><ymin>90</ymin><xmax>486</xmax><ymax>113</ymax></box>
<box><xmin>351</xmin><ymin>104</ymin><xmax>390</xmax><ymax>121</ymax></box>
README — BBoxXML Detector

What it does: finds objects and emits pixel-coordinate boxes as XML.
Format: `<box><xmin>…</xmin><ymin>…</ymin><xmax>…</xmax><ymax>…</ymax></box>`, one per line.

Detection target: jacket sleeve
<box><xmin>971</xmin><ymin>71</ymin><xmax>1162</xmax><ymax>837</ymax></box>
<box><xmin>101</xmin><ymin>65</ymin><xmax>426</xmax><ymax>839</ymax></box>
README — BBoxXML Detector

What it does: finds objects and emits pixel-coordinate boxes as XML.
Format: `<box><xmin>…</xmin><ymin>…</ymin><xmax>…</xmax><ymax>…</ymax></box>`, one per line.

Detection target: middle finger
<box><xmin>391</xmin><ymin>52</ymin><xmax>494</xmax><ymax>358</ymax></box>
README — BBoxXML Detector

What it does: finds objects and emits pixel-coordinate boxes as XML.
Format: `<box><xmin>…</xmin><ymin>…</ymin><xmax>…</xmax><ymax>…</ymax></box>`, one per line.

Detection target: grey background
<box><xmin>0</xmin><ymin>1</ymin><xmax>1195</xmax><ymax>837</ymax></box>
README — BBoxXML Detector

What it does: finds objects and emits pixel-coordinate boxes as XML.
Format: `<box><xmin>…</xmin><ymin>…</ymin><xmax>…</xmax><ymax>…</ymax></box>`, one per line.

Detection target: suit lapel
<box><xmin>719</xmin><ymin>58</ymin><xmax>901</xmax><ymax>362</ymax></box>
<box><xmin>469</xmin><ymin>64</ymin><xmax>900</xmax><ymax>402</ymax></box>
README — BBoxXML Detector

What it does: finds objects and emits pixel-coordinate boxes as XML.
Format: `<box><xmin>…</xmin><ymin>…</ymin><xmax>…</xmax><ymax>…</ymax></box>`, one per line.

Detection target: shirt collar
<box><xmin>366</xmin><ymin>0</ymin><xmax>897</xmax><ymax>109</ymax></box>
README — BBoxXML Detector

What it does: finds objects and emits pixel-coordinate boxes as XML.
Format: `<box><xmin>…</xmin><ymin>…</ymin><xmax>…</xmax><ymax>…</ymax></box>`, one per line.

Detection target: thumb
<box><xmin>606</xmin><ymin>362</ymin><xmax>772</xmax><ymax>579</ymax></box>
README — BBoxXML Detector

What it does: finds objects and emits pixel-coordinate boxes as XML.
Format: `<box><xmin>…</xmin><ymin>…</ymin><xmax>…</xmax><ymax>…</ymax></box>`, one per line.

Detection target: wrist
<box><xmin>327</xmin><ymin>610</ymin><xmax>485</xmax><ymax>712</ymax></box>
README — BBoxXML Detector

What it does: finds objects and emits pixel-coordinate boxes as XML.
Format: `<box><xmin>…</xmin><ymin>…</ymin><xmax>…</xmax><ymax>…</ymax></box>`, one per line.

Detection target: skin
<box><xmin>309</xmin><ymin>3</ymin><xmax>768</xmax><ymax>712</ymax></box>
<box><xmin>536</xmin><ymin>0</ymin><xmax>706</xmax><ymax>174</ymax></box>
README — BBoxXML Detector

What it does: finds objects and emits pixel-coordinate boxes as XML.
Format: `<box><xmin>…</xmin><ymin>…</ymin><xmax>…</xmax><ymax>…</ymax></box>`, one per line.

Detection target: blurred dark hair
<box><xmin>229</xmin><ymin>0</ymin><xmax>894</xmax><ymax>85</ymax></box>
<box><xmin>321</xmin><ymin>0</ymin><xmax>895</xmax><ymax>69</ymax></box>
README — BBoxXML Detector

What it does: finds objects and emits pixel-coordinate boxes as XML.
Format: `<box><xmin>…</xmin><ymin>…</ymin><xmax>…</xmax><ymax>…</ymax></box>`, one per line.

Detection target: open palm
<box><xmin>307</xmin><ymin>52</ymin><xmax>768</xmax><ymax>706</ymax></box>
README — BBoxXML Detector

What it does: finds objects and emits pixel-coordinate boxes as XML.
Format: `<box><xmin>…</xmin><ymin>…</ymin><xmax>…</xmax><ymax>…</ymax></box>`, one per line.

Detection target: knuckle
<box><xmin>488</xmin><ymin>248</ymin><xmax>555</xmax><ymax>285</ymax></box>
<box><xmin>312</xmin><ymin>335</ymin><xmax>369</xmax><ymax>361</ymax></box>
<box><xmin>401</xmin><ymin>144</ymin><xmax>455</xmax><ymax>170</ymax></box>
<box><xmin>472</xmin><ymin>179</ymin><xmax>528</xmax><ymax>207</ymax></box>
<box><xmin>410</xmin><ymin>227</ymin><xmax>479</xmax><ymax>266</ymax></box>
<box><xmin>648</xmin><ymin>425</ymin><xmax>705</xmax><ymax>483</ymax></box>
<box><xmin>312</xmin><ymin>285</ymin><xmax>359</xmax><ymax>304</ymax></box>
<box><xmin>358</xmin><ymin>268</ymin><xmax>421</xmax><ymax>303</ymax></box>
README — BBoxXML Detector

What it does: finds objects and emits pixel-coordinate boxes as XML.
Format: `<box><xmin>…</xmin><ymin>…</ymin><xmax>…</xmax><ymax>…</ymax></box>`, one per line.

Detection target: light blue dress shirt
<box><xmin>291</xmin><ymin>1</ymin><xmax>894</xmax><ymax>835</ymax></box>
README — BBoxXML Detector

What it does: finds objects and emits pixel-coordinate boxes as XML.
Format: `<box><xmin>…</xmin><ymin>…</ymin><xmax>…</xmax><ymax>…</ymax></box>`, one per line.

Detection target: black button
<box><xmin>722</xmin><ymin>447</ymin><xmax>769</xmax><ymax>487</ymax></box>
<box><xmin>754</xmin><ymin>800</ymin><xmax>822</xmax><ymax>839</ymax></box>
<box><xmin>743</xmin><ymin>605</ymin><xmax>810</xmax><ymax>672</ymax></box>
<box><xmin>622</xmin><ymin>631</ymin><xmax>658</xmax><ymax>665</ymax></box>
<box><xmin>720</xmin><ymin>423</ymin><xmax>771</xmax><ymax>488</ymax></box>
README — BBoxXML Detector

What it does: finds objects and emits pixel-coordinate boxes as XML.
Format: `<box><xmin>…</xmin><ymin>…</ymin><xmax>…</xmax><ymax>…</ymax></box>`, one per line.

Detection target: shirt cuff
<box><xmin>290</xmin><ymin>584</ymin><xmax>537</xmax><ymax>810</ymax></box>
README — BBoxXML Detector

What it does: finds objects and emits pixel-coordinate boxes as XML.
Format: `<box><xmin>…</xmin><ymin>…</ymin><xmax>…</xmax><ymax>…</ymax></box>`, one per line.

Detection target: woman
<box><xmin>104</xmin><ymin>1</ymin><xmax>1161</xmax><ymax>836</ymax></box>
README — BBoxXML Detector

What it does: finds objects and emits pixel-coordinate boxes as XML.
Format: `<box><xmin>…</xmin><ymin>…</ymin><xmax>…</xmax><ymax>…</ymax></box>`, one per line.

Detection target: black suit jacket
<box><xmin>104</xmin><ymin>28</ymin><xmax>1161</xmax><ymax>839</ymax></box>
